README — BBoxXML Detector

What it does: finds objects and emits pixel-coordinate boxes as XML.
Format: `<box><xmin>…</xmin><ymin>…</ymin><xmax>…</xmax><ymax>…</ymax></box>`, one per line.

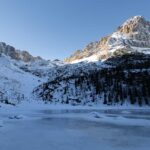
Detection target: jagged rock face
<box><xmin>65</xmin><ymin>42</ymin><xmax>99</xmax><ymax>62</ymax></box>
<box><xmin>118</xmin><ymin>16</ymin><xmax>150</xmax><ymax>36</ymax></box>
<box><xmin>0</xmin><ymin>42</ymin><xmax>42</xmax><ymax>62</ymax></box>
<box><xmin>109</xmin><ymin>16</ymin><xmax>150</xmax><ymax>48</ymax></box>
<box><xmin>65</xmin><ymin>16</ymin><xmax>150</xmax><ymax>63</ymax></box>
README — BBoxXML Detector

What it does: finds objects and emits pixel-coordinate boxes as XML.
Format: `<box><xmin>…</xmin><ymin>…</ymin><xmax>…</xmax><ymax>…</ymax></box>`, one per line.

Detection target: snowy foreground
<box><xmin>0</xmin><ymin>103</ymin><xmax>150</xmax><ymax>150</ymax></box>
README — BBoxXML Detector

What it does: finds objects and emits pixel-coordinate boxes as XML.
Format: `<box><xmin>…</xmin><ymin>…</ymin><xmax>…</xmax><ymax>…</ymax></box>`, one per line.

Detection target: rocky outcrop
<box><xmin>0</xmin><ymin>42</ymin><xmax>42</xmax><ymax>62</ymax></box>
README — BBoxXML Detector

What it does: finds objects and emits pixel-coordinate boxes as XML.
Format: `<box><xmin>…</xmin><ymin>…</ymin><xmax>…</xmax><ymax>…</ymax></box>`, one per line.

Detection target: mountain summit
<box><xmin>65</xmin><ymin>16</ymin><xmax>150</xmax><ymax>63</ymax></box>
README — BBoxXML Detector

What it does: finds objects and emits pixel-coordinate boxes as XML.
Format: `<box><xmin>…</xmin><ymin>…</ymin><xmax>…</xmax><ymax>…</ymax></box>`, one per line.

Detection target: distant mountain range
<box><xmin>0</xmin><ymin>16</ymin><xmax>150</xmax><ymax>107</ymax></box>
<box><xmin>0</xmin><ymin>42</ymin><xmax>43</xmax><ymax>62</ymax></box>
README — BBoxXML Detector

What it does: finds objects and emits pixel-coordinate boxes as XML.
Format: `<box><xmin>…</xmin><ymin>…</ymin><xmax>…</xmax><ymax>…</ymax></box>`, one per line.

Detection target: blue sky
<box><xmin>0</xmin><ymin>0</ymin><xmax>150</xmax><ymax>60</ymax></box>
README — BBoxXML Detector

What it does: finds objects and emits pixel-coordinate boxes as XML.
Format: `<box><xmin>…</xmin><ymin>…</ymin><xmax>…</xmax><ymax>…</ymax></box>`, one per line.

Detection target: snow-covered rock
<box><xmin>89</xmin><ymin>112</ymin><xmax>101</xmax><ymax>118</ymax></box>
<box><xmin>8</xmin><ymin>115</ymin><xmax>24</xmax><ymax>120</ymax></box>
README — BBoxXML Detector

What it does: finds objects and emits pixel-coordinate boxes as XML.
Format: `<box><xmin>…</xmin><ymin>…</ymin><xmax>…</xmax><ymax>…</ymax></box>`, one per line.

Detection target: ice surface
<box><xmin>0</xmin><ymin>104</ymin><xmax>150</xmax><ymax>150</ymax></box>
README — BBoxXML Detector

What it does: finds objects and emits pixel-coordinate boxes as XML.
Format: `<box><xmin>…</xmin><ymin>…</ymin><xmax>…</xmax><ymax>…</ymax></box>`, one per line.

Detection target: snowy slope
<box><xmin>34</xmin><ymin>53</ymin><xmax>150</xmax><ymax>106</ymax></box>
<box><xmin>0</xmin><ymin>42</ymin><xmax>66</xmax><ymax>105</ymax></box>
<box><xmin>0</xmin><ymin>55</ymin><xmax>46</xmax><ymax>104</ymax></box>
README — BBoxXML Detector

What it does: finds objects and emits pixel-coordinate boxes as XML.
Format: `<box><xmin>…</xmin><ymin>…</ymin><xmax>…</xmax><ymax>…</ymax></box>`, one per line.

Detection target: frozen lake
<box><xmin>0</xmin><ymin>108</ymin><xmax>150</xmax><ymax>150</ymax></box>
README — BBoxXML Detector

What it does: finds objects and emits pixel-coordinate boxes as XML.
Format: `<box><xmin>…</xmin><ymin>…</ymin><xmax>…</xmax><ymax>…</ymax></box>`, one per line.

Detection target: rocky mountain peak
<box><xmin>109</xmin><ymin>16</ymin><xmax>150</xmax><ymax>50</ymax></box>
<box><xmin>65</xmin><ymin>16</ymin><xmax>150</xmax><ymax>63</ymax></box>
<box><xmin>117</xmin><ymin>16</ymin><xmax>150</xmax><ymax>34</ymax></box>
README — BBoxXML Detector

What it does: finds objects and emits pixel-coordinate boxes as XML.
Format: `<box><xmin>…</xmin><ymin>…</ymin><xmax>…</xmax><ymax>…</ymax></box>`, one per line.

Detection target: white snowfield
<box><xmin>71</xmin><ymin>54</ymin><xmax>99</xmax><ymax>63</ymax></box>
<box><xmin>0</xmin><ymin>55</ymin><xmax>45</xmax><ymax>103</ymax></box>
<box><xmin>0</xmin><ymin>103</ymin><xmax>150</xmax><ymax>150</ymax></box>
